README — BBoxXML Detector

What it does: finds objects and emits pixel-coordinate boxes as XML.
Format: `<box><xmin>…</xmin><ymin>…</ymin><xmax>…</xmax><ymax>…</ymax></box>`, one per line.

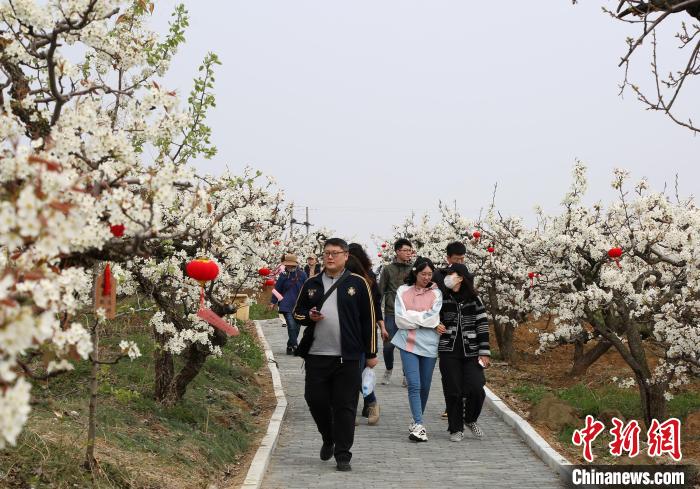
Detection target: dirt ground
<box><xmin>485</xmin><ymin>319</ymin><xmax>700</xmax><ymax>467</ymax></box>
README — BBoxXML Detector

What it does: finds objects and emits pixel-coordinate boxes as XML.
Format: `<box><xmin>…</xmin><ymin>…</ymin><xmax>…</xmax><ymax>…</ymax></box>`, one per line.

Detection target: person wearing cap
<box><xmin>269</xmin><ymin>253</ymin><xmax>308</xmax><ymax>354</ymax></box>
<box><xmin>304</xmin><ymin>255</ymin><xmax>321</xmax><ymax>277</ymax></box>
<box><xmin>437</xmin><ymin>263</ymin><xmax>491</xmax><ymax>442</ymax></box>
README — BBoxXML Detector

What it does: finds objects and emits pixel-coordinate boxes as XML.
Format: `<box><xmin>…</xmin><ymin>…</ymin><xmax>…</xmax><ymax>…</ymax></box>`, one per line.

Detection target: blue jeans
<box><xmin>399</xmin><ymin>349</ymin><xmax>437</xmax><ymax>425</ymax></box>
<box><xmin>282</xmin><ymin>312</ymin><xmax>299</xmax><ymax>348</ymax></box>
<box><xmin>359</xmin><ymin>353</ymin><xmax>377</xmax><ymax>406</ymax></box>
<box><xmin>383</xmin><ymin>315</ymin><xmax>398</xmax><ymax>371</ymax></box>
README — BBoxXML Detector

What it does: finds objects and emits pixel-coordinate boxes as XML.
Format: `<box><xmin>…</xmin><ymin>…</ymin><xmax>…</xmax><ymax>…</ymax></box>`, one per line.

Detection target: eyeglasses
<box><xmin>397</xmin><ymin>248</ymin><xmax>413</xmax><ymax>253</ymax></box>
<box><xmin>323</xmin><ymin>251</ymin><xmax>347</xmax><ymax>258</ymax></box>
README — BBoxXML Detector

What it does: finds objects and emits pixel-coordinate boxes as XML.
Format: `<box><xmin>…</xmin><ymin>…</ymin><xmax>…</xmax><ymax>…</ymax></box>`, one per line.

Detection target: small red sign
<box><xmin>197</xmin><ymin>308</ymin><xmax>239</xmax><ymax>336</ymax></box>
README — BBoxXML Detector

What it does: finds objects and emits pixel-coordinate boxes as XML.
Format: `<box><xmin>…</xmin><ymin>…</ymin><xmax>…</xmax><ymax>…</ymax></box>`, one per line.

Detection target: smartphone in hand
<box><xmin>309</xmin><ymin>307</ymin><xmax>324</xmax><ymax>321</ymax></box>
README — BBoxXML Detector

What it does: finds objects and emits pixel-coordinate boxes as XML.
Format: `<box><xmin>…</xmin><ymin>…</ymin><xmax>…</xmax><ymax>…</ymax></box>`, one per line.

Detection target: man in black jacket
<box><xmin>293</xmin><ymin>238</ymin><xmax>378</xmax><ymax>472</ymax></box>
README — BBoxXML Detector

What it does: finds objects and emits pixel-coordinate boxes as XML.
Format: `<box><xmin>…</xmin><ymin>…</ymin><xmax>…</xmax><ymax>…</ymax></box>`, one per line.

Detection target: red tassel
<box><xmin>103</xmin><ymin>263</ymin><xmax>111</xmax><ymax>296</ymax></box>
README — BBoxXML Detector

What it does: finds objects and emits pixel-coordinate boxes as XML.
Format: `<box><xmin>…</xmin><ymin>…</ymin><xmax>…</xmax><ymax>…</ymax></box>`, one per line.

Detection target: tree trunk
<box><xmin>487</xmin><ymin>285</ymin><xmax>516</xmax><ymax>363</ymax></box>
<box><xmin>637</xmin><ymin>376</ymin><xmax>668</xmax><ymax>429</ymax></box>
<box><xmin>84</xmin><ymin>325</ymin><xmax>99</xmax><ymax>471</ymax></box>
<box><xmin>569</xmin><ymin>339</ymin><xmax>612</xmax><ymax>377</ymax></box>
<box><xmin>173</xmin><ymin>345</ymin><xmax>208</xmax><ymax>400</ymax></box>
<box><xmin>153</xmin><ymin>327</ymin><xmax>174</xmax><ymax>402</ymax></box>
<box><xmin>159</xmin><ymin>344</ymin><xmax>208</xmax><ymax>406</ymax></box>
<box><xmin>493</xmin><ymin>322</ymin><xmax>516</xmax><ymax>364</ymax></box>
<box><xmin>625</xmin><ymin>322</ymin><xmax>667</xmax><ymax>428</ymax></box>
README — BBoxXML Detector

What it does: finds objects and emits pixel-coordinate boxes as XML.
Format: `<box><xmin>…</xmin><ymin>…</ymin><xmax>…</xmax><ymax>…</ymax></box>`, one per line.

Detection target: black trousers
<box><xmin>439</xmin><ymin>355</ymin><xmax>486</xmax><ymax>434</ymax></box>
<box><xmin>304</xmin><ymin>355</ymin><xmax>361</xmax><ymax>462</ymax></box>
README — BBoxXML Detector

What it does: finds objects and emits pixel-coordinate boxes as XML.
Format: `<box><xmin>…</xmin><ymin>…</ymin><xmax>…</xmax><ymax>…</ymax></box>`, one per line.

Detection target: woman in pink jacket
<box><xmin>391</xmin><ymin>257</ymin><xmax>445</xmax><ymax>442</ymax></box>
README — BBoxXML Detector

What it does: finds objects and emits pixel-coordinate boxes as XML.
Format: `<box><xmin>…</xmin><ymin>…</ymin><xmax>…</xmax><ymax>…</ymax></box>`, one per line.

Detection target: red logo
<box><xmin>608</xmin><ymin>418</ymin><xmax>641</xmax><ymax>457</ymax></box>
<box><xmin>647</xmin><ymin>418</ymin><xmax>682</xmax><ymax>461</ymax></box>
<box><xmin>572</xmin><ymin>415</ymin><xmax>605</xmax><ymax>462</ymax></box>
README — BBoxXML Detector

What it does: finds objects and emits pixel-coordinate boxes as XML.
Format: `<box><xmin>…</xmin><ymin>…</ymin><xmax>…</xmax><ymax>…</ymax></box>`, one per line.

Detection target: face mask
<box><xmin>444</xmin><ymin>274</ymin><xmax>460</xmax><ymax>289</ymax></box>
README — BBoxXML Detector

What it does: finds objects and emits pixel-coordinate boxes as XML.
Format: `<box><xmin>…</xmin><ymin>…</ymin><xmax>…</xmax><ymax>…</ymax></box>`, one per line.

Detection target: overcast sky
<box><xmin>148</xmin><ymin>1</ymin><xmax>697</xmax><ymax>253</ymax></box>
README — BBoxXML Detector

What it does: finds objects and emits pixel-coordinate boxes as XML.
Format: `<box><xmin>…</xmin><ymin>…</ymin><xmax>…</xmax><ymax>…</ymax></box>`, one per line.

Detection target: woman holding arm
<box><xmin>437</xmin><ymin>263</ymin><xmax>491</xmax><ymax>442</ymax></box>
<box><xmin>391</xmin><ymin>257</ymin><xmax>444</xmax><ymax>442</ymax></box>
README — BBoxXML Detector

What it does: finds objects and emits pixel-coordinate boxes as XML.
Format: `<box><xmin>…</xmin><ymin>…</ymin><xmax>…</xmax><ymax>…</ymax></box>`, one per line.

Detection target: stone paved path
<box><xmin>258</xmin><ymin>318</ymin><xmax>567</xmax><ymax>489</ymax></box>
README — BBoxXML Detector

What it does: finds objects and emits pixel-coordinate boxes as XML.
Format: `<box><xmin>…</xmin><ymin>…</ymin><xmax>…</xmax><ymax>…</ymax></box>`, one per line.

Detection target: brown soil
<box><xmin>485</xmin><ymin>319</ymin><xmax>700</xmax><ymax>467</ymax></box>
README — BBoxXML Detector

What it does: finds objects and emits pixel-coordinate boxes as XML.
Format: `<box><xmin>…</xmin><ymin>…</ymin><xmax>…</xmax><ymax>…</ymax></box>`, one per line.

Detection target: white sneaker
<box><xmin>466</xmin><ymin>422</ymin><xmax>484</xmax><ymax>439</ymax></box>
<box><xmin>409</xmin><ymin>423</ymin><xmax>428</xmax><ymax>442</ymax></box>
<box><xmin>408</xmin><ymin>421</ymin><xmax>417</xmax><ymax>433</ymax></box>
<box><xmin>450</xmin><ymin>431</ymin><xmax>464</xmax><ymax>442</ymax></box>
<box><xmin>402</xmin><ymin>376</ymin><xmax>407</xmax><ymax>388</ymax></box>
<box><xmin>382</xmin><ymin>370</ymin><xmax>392</xmax><ymax>385</ymax></box>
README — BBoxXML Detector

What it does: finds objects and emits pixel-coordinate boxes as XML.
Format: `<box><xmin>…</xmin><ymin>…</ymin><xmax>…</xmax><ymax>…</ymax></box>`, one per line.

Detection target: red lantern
<box><xmin>264</xmin><ymin>279</ymin><xmax>275</xmax><ymax>287</ymax></box>
<box><xmin>273</xmin><ymin>240</ymin><xmax>280</xmax><ymax>246</ymax></box>
<box><xmin>487</xmin><ymin>247</ymin><xmax>495</xmax><ymax>253</ymax></box>
<box><xmin>381</xmin><ymin>243</ymin><xmax>387</xmax><ymax>249</ymax></box>
<box><xmin>258</xmin><ymin>267</ymin><xmax>271</xmax><ymax>277</ymax></box>
<box><xmin>378</xmin><ymin>253</ymin><xmax>383</xmax><ymax>258</ymax></box>
<box><xmin>473</xmin><ymin>231</ymin><xmax>481</xmax><ymax>240</ymax></box>
<box><xmin>608</xmin><ymin>247</ymin><xmax>623</xmax><ymax>269</ymax></box>
<box><xmin>110</xmin><ymin>224</ymin><xmax>125</xmax><ymax>238</ymax></box>
<box><xmin>186</xmin><ymin>258</ymin><xmax>220</xmax><ymax>285</ymax></box>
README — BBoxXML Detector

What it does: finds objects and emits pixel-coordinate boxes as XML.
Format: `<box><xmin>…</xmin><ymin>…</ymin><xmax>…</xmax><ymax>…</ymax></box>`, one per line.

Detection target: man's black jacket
<box><xmin>293</xmin><ymin>272</ymin><xmax>377</xmax><ymax>360</ymax></box>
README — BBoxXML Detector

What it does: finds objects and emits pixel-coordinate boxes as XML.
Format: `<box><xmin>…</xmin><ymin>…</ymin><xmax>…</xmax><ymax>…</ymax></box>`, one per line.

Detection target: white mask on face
<box><xmin>444</xmin><ymin>274</ymin><xmax>460</xmax><ymax>289</ymax></box>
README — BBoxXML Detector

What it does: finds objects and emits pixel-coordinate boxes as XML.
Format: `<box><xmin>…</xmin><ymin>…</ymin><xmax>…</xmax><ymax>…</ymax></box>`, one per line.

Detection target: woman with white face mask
<box><xmin>436</xmin><ymin>263</ymin><xmax>491</xmax><ymax>442</ymax></box>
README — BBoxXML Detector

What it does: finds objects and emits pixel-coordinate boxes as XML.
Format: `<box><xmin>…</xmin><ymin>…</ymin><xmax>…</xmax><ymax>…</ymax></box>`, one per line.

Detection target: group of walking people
<box><xmin>268</xmin><ymin>237</ymin><xmax>491</xmax><ymax>471</ymax></box>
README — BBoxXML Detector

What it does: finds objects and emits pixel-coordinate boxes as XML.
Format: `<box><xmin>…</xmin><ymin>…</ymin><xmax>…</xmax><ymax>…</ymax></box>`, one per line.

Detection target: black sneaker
<box><xmin>320</xmin><ymin>442</ymin><xmax>334</xmax><ymax>461</ymax></box>
<box><xmin>286</xmin><ymin>346</ymin><xmax>293</xmax><ymax>355</ymax></box>
<box><xmin>336</xmin><ymin>460</ymin><xmax>351</xmax><ymax>472</ymax></box>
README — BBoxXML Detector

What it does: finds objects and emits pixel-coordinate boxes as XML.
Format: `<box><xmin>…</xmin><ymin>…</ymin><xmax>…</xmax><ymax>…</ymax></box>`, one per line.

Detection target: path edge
<box><xmin>484</xmin><ymin>386</ymin><xmax>573</xmax><ymax>481</ymax></box>
<box><xmin>240</xmin><ymin>320</ymin><xmax>288</xmax><ymax>489</ymax></box>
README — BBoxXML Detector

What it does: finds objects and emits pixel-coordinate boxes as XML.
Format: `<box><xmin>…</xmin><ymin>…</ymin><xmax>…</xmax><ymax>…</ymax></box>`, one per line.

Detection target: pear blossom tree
<box><xmin>0</xmin><ymin>0</ymin><xmax>287</xmax><ymax>450</ymax></box>
<box><xmin>535</xmin><ymin>163</ymin><xmax>699</xmax><ymax>426</ymax></box>
<box><xmin>130</xmin><ymin>169</ymin><xmax>287</xmax><ymax>404</ymax></box>
<box><xmin>440</xmin><ymin>202</ymin><xmax>545</xmax><ymax>364</ymax></box>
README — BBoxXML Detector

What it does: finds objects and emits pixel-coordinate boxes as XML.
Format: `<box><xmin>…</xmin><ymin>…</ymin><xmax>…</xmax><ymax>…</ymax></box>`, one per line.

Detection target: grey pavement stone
<box><xmin>259</xmin><ymin>319</ymin><xmax>567</xmax><ymax>488</ymax></box>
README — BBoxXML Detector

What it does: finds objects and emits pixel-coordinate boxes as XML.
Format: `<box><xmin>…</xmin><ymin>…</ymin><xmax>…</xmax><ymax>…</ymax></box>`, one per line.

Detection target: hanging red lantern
<box><xmin>381</xmin><ymin>243</ymin><xmax>387</xmax><ymax>249</ymax></box>
<box><xmin>186</xmin><ymin>258</ymin><xmax>220</xmax><ymax>286</ymax></box>
<box><xmin>264</xmin><ymin>278</ymin><xmax>275</xmax><ymax>287</ymax></box>
<box><xmin>473</xmin><ymin>231</ymin><xmax>481</xmax><ymax>240</ymax></box>
<box><xmin>608</xmin><ymin>247</ymin><xmax>623</xmax><ymax>269</ymax></box>
<box><xmin>258</xmin><ymin>267</ymin><xmax>271</xmax><ymax>277</ymax></box>
<box><xmin>273</xmin><ymin>240</ymin><xmax>280</xmax><ymax>246</ymax></box>
<box><xmin>487</xmin><ymin>246</ymin><xmax>495</xmax><ymax>253</ymax></box>
<box><xmin>378</xmin><ymin>252</ymin><xmax>383</xmax><ymax>258</ymax></box>
<box><xmin>110</xmin><ymin>224</ymin><xmax>125</xmax><ymax>238</ymax></box>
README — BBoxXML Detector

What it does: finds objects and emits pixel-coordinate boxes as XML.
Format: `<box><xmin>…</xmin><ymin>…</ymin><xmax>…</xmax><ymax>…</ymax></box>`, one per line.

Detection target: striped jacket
<box><xmin>437</xmin><ymin>293</ymin><xmax>490</xmax><ymax>357</ymax></box>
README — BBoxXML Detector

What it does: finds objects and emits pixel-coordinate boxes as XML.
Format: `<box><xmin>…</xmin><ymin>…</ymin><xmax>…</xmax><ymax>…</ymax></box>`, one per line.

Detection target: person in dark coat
<box><xmin>269</xmin><ymin>253</ymin><xmax>308</xmax><ymax>354</ymax></box>
<box><xmin>436</xmin><ymin>263</ymin><xmax>491</xmax><ymax>442</ymax></box>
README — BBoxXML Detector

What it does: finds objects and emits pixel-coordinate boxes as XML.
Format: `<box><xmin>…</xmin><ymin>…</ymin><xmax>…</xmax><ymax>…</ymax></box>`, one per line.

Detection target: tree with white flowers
<box><xmin>0</xmin><ymin>0</ymin><xmax>287</xmax><ymax>452</ymax></box>
<box><xmin>536</xmin><ymin>163</ymin><xmax>700</xmax><ymax>426</ymax></box>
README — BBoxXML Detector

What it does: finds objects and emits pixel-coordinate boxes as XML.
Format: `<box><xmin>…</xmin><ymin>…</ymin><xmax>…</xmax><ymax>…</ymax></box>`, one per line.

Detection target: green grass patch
<box><xmin>1</xmin><ymin>302</ymin><xmax>268</xmax><ymax>489</ymax></box>
<box><xmin>249</xmin><ymin>302</ymin><xmax>278</xmax><ymax>320</ymax></box>
<box><xmin>512</xmin><ymin>383</ymin><xmax>550</xmax><ymax>404</ymax></box>
<box><xmin>511</xmin><ymin>381</ymin><xmax>700</xmax><ymax>434</ymax></box>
